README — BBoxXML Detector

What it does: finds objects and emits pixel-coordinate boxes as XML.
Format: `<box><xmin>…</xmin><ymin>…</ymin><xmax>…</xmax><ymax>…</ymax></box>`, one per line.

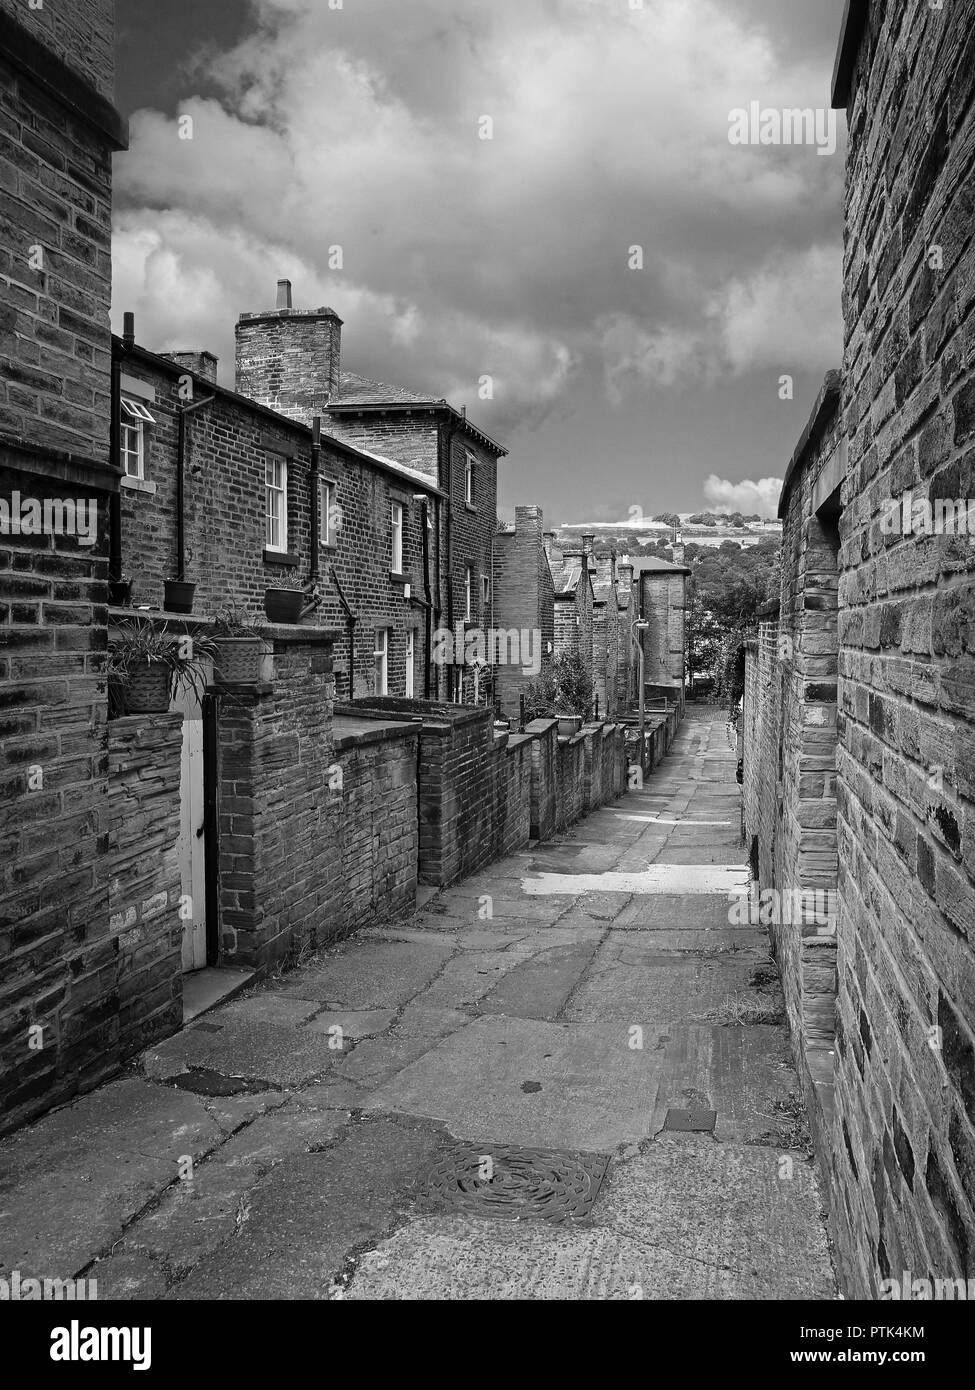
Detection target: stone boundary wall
<box><xmin>332</xmin><ymin>720</ymin><xmax>419</xmax><ymax>934</ymax></box>
<box><xmin>106</xmin><ymin>714</ymin><xmax>184</xmax><ymax>1065</ymax></box>
<box><xmin>339</xmin><ymin>697</ymin><xmax>647</xmax><ymax>887</ymax></box>
<box><xmin>832</xmin><ymin>0</ymin><xmax>975</xmax><ymax>1297</ymax></box>
<box><xmin>216</xmin><ymin>633</ymin><xmax>340</xmax><ymax>970</ymax></box>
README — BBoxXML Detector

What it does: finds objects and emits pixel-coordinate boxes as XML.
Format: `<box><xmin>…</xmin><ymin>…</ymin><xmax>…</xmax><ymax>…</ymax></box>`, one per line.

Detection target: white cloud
<box><xmin>702</xmin><ymin>474</ymin><xmax>783</xmax><ymax>518</ymax></box>
<box><xmin>112</xmin><ymin>0</ymin><xmax>845</xmax><ymax>439</ymax></box>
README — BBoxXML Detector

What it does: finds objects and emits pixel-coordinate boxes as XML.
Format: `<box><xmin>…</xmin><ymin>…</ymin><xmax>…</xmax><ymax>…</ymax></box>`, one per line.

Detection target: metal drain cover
<box><xmin>419</xmin><ymin>1141</ymin><xmax>610</xmax><ymax>1225</ymax></box>
<box><xmin>664</xmin><ymin>1107</ymin><xmax>717</xmax><ymax>1132</ymax></box>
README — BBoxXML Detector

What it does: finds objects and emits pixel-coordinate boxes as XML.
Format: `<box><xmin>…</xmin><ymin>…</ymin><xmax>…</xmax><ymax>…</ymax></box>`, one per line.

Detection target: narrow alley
<box><xmin>0</xmin><ymin>709</ymin><xmax>836</xmax><ymax>1301</ymax></box>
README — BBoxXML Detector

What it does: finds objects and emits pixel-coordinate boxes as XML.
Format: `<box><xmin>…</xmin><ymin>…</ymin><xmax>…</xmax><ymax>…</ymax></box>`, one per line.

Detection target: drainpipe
<box><xmin>310</xmin><ymin>416</ymin><xmax>321</xmax><ymax>582</ymax></box>
<box><xmin>176</xmin><ymin>391</ymin><xmax>215</xmax><ymax>581</ymax></box>
<box><xmin>421</xmin><ymin>498</ymin><xmax>433</xmax><ymax>697</ymax></box>
<box><xmin>331</xmin><ymin>564</ymin><xmax>357</xmax><ymax>698</ymax></box>
<box><xmin>109</xmin><ymin>312</ymin><xmax>135</xmax><ymax>586</ymax></box>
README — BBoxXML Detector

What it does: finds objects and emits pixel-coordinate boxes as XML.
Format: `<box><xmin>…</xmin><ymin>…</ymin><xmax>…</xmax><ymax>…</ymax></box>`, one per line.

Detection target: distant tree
<box><xmin>653</xmin><ymin>512</ymin><xmax>681</xmax><ymax>527</ymax></box>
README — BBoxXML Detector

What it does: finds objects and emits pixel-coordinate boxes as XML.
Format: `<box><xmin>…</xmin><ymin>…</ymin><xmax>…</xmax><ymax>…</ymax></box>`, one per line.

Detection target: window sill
<box><xmin>320</xmin><ymin>543</ymin><xmax>337</xmax><ymax>554</ymax></box>
<box><xmin>121</xmin><ymin>475</ymin><xmax>156</xmax><ymax>495</ymax></box>
<box><xmin>464</xmin><ymin>503</ymin><xmax>477</xmax><ymax>513</ymax></box>
<box><xmin>264</xmin><ymin>549</ymin><xmax>299</xmax><ymax>566</ymax></box>
<box><xmin>389</xmin><ymin>571</ymin><xmax>407</xmax><ymax>583</ymax></box>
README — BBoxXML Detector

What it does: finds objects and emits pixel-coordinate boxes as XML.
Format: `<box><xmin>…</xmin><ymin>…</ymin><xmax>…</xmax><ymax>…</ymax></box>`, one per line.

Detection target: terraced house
<box><xmin>235</xmin><ymin>281</ymin><xmax>508</xmax><ymax>707</ymax></box>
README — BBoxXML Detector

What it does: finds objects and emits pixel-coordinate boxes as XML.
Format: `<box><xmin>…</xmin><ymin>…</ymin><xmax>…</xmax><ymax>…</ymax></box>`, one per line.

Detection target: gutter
<box><xmin>108</xmin><ymin>313</ymin><xmax>134</xmax><ymax>587</ymax></box>
<box><xmin>310</xmin><ymin>416</ymin><xmax>321</xmax><ymax>582</ymax></box>
<box><xmin>831</xmin><ymin>0</ymin><xmax>869</xmax><ymax>108</ymax></box>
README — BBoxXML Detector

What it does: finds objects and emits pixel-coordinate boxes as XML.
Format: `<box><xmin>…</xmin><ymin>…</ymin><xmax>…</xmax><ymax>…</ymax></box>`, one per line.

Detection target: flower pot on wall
<box><xmin>123</xmin><ymin>659</ymin><xmax>172</xmax><ymax>714</ymax></box>
<box><xmin>108</xmin><ymin>577</ymin><xmax>132</xmax><ymax>607</ymax></box>
<box><xmin>164</xmin><ymin>578</ymin><xmax>196</xmax><ymax>614</ymax></box>
<box><xmin>213</xmin><ymin>637</ymin><xmax>266</xmax><ymax>685</ymax></box>
<box><xmin>264</xmin><ymin>587</ymin><xmax>304</xmax><ymax>624</ymax></box>
<box><xmin>557</xmin><ymin>715</ymin><xmax>583</xmax><ymax>737</ymax></box>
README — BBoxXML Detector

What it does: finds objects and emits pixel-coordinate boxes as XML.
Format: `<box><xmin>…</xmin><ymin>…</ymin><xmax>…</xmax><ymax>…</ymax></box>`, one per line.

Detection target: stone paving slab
<box><xmin>475</xmin><ymin>943</ymin><xmax>599</xmax><ymax>1021</ymax></box>
<box><xmin>347</xmin><ymin>1135</ymin><xmax>835</xmax><ymax>1301</ymax></box>
<box><xmin>649</xmin><ymin>1023</ymin><xmax>802</xmax><ymax>1143</ymax></box>
<box><xmin>0</xmin><ymin>1078</ymin><xmax>243</xmax><ymax>1276</ymax></box>
<box><xmin>142</xmin><ymin>1017</ymin><xmax>337</xmax><ymax>1088</ymax></box>
<box><xmin>167</xmin><ymin>1117</ymin><xmax>445</xmax><ymax>1300</ymax></box>
<box><xmin>364</xmin><ymin>1014</ymin><xmax>663</xmax><ymax>1152</ymax></box>
<box><xmin>275</xmin><ymin>937</ymin><xmax>456</xmax><ymax>1008</ymax></box>
<box><xmin>560</xmin><ymin>947</ymin><xmax>780</xmax><ymax>1027</ymax></box>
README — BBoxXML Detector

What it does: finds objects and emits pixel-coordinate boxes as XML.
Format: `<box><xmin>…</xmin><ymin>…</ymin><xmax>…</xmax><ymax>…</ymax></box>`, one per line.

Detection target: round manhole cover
<box><xmin>419</xmin><ymin>1141</ymin><xmax>609</xmax><ymax>1224</ymax></box>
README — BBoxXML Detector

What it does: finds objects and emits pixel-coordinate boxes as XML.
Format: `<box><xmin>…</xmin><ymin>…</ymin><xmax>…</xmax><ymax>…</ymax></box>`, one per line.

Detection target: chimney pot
<box><xmin>276</xmin><ymin>279</ymin><xmax>293</xmax><ymax>311</ymax></box>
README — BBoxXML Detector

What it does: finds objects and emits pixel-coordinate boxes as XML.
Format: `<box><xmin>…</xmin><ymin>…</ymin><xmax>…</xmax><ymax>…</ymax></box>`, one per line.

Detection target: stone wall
<box><xmin>0</xmin><ymin>7</ymin><xmax>125</xmax><ymax>461</ymax></box>
<box><xmin>116</xmin><ymin>347</ymin><xmax>429</xmax><ymax>699</ymax></box>
<box><xmin>106</xmin><ymin>713</ymin><xmax>183</xmax><ymax>1064</ymax></box>
<box><xmin>829</xmin><ymin>0</ymin><xmax>975</xmax><ymax>1296</ymax></box>
<box><xmin>215</xmin><ymin>632</ymin><xmax>340</xmax><ymax>971</ymax></box>
<box><xmin>332</xmin><ymin>718</ymin><xmax>419</xmax><ymax>934</ymax></box>
<box><xmin>342</xmin><ymin>696</ymin><xmax>630</xmax><ymax>887</ymax></box>
<box><xmin>236</xmin><ymin>304</ymin><xmax>343</xmax><ymax>420</ymax></box>
<box><xmin>0</xmin><ymin>0</ymin><xmax>126</xmax><ymax>1132</ymax></box>
<box><xmin>492</xmin><ymin>505</ymin><xmax>554</xmax><ymax>721</ymax></box>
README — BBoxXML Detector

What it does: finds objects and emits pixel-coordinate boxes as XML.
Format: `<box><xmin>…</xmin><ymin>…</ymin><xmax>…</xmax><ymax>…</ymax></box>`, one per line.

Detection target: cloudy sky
<box><xmin>113</xmin><ymin>0</ymin><xmax>848</xmax><ymax>524</ymax></box>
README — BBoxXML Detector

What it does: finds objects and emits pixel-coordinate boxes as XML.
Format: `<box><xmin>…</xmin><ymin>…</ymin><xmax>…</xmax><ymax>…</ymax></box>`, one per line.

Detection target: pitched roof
<box><xmin>549</xmin><ymin>558</ymin><xmax>584</xmax><ymax>595</ymax></box>
<box><xmin>334</xmin><ymin>371</ymin><xmax>441</xmax><ymax>407</ymax></box>
<box><xmin>630</xmin><ymin>555</ymin><xmax>692</xmax><ymax>577</ymax></box>
<box><xmin>330</xmin><ymin>372</ymin><xmax>508</xmax><ymax>457</ymax></box>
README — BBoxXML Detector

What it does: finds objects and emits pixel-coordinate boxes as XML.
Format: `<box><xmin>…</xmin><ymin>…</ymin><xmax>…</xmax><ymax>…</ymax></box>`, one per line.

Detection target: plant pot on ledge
<box><xmin>164</xmin><ymin>578</ymin><xmax>196</xmax><ymax>614</ymax></box>
<box><xmin>264</xmin><ymin>587</ymin><xmax>304</xmax><ymax>624</ymax></box>
<box><xmin>213</xmin><ymin>637</ymin><xmax>266</xmax><ymax>685</ymax></box>
<box><xmin>121</xmin><ymin>659</ymin><xmax>172</xmax><ymax>714</ymax></box>
<box><xmin>108</xmin><ymin>576</ymin><xmax>132</xmax><ymax>607</ymax></box>
<box><xmin>557</xmin><ymin>714</ymin><xmax>583</xmax><ymax>737</ymax></box>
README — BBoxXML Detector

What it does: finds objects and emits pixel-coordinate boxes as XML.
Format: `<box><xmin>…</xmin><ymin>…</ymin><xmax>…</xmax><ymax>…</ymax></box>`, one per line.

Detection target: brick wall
<box><xmin>0</xmin><ymin>13</ymin><xmax>124</xmax><ymax>462</ymax></box>
<box><xmin>639</xmin><ymin>569</ymin><xmax>688</xmax><ymax>700</ymax></box>
<box><xmin>0</xmin><ymin>0</ymin><xmax>127</xmax><ymax>1132</ymax></box>
<box><xmin>829</xmin><ymin>0</ymin><xmax>975</xmax><ymax>1296</ymax></box>
<box><xmin>106</xmin><ymin>713</ymin><xmax>183</xmax><ymax>1063</ymax></box>
<box><xmin>0</xmin><ymin>0</ymin><xmax>116</xmax><ymax>102</ymax></box>
<box><xmin>492</xmin><ymin>505</ymin><xmax>554</xmax><ymax>720</ymax></box>
<box><xmin>116</xmin><ymin>347</ymin><xmax>429</xmax><ymax>698</ymax></box>
<box><xmin>333</xmin><ymin>719</ymin><xmax>418</xmax><ymax>933</ymax></box>
<box><xmin>236</xmin><ymin>305</ymin><xmax>342</xmax><ymax>421</ymax></box>
<box><xmin>345</xmin><ymin>696</ymin><xmax>628</xmax><ymax>886</ymax></box>
<box><xmin>216</xmin><ymin>633</ymin><xmax>340</xmax><ymax>971</ymax></box>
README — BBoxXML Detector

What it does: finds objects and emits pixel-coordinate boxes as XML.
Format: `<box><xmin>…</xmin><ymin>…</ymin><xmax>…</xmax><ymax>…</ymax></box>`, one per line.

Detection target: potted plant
<box><xmin>164</xmin><ymin>576</ymin><xmax>196</xmax><ymax>614</ymax></box>
<box><xmin>108</xmin><ymin>618</ymin><xmax>217</xmax><ymax>716</ymax></box>
<box><xmin>264</xmin><ymin>567</ymin><xmax>306</xmax><ymax>624</ymax></box>
<box><xmin>210</xmin><ymin>603</ymin><xmax>270</xmax><ymax>685</ymax></box>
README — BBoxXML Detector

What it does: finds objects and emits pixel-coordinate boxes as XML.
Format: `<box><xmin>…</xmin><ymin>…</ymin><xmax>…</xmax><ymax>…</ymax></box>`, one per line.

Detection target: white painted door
<box><xmin>172</xmin><ymin>678</ymin><xmax>210</xmax><ymax>973</ymax></box>
<box><xmin>405</xmin><ymin>630</ymin><xmax>415</xmax><ymax>697</ymax></box>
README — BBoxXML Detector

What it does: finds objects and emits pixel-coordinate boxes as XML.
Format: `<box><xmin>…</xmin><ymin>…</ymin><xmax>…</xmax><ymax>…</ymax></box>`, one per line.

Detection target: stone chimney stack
<box><xmin>161</xmin><ymin>351</ymin><xmax>219</xmax><ymax>385</ymax></box>
<box><xmin>235</xmin><ymin>280</ymin><xmax>343</xmax><ymax>425</ymax></box>
<box><xmin>617</xmin><ymin>560</ymin><xmax>634</xmax><ymax>587</ymax></box>
<box><xmin>673</xmin><ymin>530</ymin><xmax>685</xmax><ymax>565</ymax></box>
